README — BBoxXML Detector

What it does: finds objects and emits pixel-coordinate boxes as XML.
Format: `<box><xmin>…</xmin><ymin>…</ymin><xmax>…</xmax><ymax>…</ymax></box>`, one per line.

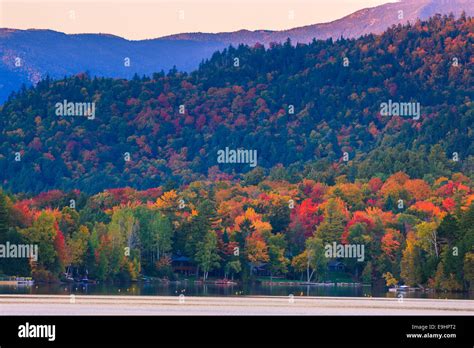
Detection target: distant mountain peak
<box><xmin>162</xmin><ymin>0</ymin><xmax>472</xmax><ymax>45</ymax></box>
<box><xmin>0</xmin><ymin>0</ymin><xmax>472</xmax><ymax>103</ymax></box>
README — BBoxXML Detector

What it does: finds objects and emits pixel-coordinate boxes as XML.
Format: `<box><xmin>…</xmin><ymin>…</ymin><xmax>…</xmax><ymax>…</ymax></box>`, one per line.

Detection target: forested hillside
<box><xmin>0</xmin><ymin>14</ymin><xmax>472</xmax><ymax>194</ymax></box>
<box><xmin>2</xmin><ymin>0</ymin><xmax>472</xmax><ymax>104</ymax></box>
<box><xmin>0</xmin><ymin>15</ymin><xmax>473</xmax><ymax>289</ymax></box>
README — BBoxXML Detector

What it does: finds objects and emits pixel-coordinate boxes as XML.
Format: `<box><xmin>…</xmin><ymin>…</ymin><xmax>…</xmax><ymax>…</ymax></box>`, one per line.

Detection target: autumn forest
<box><xmin>0</xmin><ymin>14</ymin><xmax>473</xmax><ymax>291</ymax></box>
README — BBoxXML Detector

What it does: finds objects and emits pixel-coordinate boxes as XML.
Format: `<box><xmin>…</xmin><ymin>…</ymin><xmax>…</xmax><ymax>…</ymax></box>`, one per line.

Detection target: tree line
<box><xmin>1</xmin><ymin>171</ymin><xmax>473</xmax><ymax>291</ymax></box>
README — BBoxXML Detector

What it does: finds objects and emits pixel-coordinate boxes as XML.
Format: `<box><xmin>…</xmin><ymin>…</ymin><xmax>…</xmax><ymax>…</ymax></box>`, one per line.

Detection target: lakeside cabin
<box><xmin>171</xmin><ymin>256</ymin><xmax>196</xmax><ymax>275</ymax></box>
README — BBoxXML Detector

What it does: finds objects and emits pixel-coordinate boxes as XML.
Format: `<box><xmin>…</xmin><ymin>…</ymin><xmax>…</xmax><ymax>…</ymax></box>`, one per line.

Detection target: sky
<box><xmin>0</xmin><ymin>0</ymin><xmax>398</xmax><ymax>40</ymax></box>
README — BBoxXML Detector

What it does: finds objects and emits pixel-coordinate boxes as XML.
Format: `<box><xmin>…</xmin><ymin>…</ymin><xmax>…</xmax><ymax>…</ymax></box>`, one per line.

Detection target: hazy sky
<box><xmin>0</xmin><ymin>0</ymin><xmax>398</xmax><ymax>40</ymax></box>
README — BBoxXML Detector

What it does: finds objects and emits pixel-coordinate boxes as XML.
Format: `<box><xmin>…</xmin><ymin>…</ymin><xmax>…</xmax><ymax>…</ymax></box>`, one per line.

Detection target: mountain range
<box><xmin>0</xmin><ymin>0</ymin><xmax>473</xmax><ymax>103</ymax></box>
<box><xmin>162</xmin><ymin>0</ymin><xmax>474</xmax><ymax>45</ymax></box>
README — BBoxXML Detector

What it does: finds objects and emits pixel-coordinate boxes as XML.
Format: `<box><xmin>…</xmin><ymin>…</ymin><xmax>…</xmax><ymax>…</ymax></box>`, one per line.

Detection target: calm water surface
<box><xmin>1</xmin><ymin>282</ymin><xmax>472</xmax><ymax>299</ymax></box>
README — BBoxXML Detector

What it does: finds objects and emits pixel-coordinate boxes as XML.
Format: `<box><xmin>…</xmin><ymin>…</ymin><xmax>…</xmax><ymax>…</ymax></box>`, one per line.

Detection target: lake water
<box><xmin>1</xmin><ymin>282</ymin><xmax>472</xmax><ymax>299</ymax></box>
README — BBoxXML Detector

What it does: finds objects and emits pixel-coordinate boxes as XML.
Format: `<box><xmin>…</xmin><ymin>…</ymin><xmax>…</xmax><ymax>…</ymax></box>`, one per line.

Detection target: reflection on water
<box><xmin>0</xmin><ymin>282</ymin><xmax>472</xmax><ymax>299</ymax></box>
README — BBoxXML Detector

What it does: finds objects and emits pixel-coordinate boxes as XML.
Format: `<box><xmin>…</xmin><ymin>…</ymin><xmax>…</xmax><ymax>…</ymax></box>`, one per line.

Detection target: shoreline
<box><xmin>0</xmin><ymin>295</ymin><xmax>473</xmax><ymax>316</ymax></box>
